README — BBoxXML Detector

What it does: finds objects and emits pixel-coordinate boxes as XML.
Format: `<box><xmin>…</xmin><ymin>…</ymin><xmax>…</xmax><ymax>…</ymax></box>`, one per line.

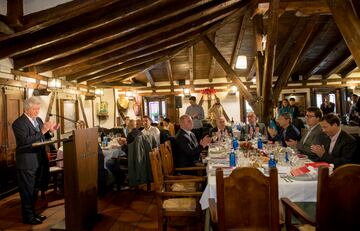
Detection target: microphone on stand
<box><xmin>49</xmin><ymin>113</ymin><xmax>77</xmax><ymax>123</ymax></box>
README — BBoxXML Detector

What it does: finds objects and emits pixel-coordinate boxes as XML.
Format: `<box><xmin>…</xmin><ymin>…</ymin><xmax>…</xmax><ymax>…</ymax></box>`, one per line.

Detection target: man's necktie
<box><xmin>34</xmin><ymin>119</ymin><xmax>40</xmax><ymax>132</ymax></box>
<box><xmin>190</xmin><ymin>132</ymin><xmax>198</xmax><ymax>146</ymax></box>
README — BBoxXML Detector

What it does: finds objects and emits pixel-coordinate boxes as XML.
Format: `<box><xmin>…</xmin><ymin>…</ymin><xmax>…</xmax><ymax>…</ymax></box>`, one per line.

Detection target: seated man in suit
<box><xmin>268</xmin><ymin>113</ymin><xmax>301</xmax><ymax>147</ymax></box>
<box><xmin>240</xmin><ymin>112</ymin><xmax>266</xmax><ymax>140</ymax></box>
<box><xmin>286</xmin><ymin>107</ymin><xmax>330</xmax><ymax>161</ymax></box>
<box><xmin>174</xmin><ymin>114</ymin><xmax>212</xmax><ymax>167</ymax></box>
<box><xmin>311</xmin><ymin>113</ymin><xmax>357</xmax><ymax>168</ymax></box>
<box><xmin>209</xmin><ymin>116</ymin><xmax>233</xmax><ymax>142</ymax></box>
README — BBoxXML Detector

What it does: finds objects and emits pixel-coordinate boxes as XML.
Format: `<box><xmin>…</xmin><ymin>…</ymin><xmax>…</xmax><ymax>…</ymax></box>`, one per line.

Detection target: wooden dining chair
<box><xmin>159</xmin><ymin>140</ymin><xmax>206</xmax><ymax>177</ymax></box>
<box><xmin>149</xmin><ymin>148</ymin><xmax>204</xmax><ymax>231</ymax></box>
<box><xmin>281</xmin><ymin>164</ymin><xmax>360</xmax><ymax>231</ymax></box>
<box><xmin>209</xmin><ymin>167</ymin><xmax>280</xmax><ymax>231</ymax></box>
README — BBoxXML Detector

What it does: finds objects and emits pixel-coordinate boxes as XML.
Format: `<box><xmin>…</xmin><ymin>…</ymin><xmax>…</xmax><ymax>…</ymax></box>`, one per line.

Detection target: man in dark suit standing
<box><xmin>174</xmin><ymin>114</ymin><xmax>211</xmax><ymax>167</ymax></box>
<box><xmin>12</xmin><ymin>97</ymin><xmax>59</xmax><ymax>224</ymax></box>
<box><xmin>311</xmin><ymin>113</ymin><xmax>356</xmax><ymax>168</ymax></box>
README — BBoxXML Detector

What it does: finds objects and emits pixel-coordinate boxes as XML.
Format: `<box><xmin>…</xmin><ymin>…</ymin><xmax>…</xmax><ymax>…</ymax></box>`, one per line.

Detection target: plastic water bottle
<box><xmin>229</xmin><ymin>149</ymin><xmax>236</xmax><ymax>167</ymax></box>
<box><xmin>257</xmin><ymin>133</ymin><xmax>263</xmax><ymax>149</ymax></box>
<box><xmin>103</xmin><ymin>135</ymin><xmax>108</xmax><ymax>147</ymax></box>
<box><xmin>268</xmin><ymin>153</ymin><xmax>276</xmax><ymax>168</ymax></box>
<box><xmin>232</xmin><ymin>137</ymin><xmax>239</xmax><ymax>150</ymax></box>
<box><xmin>285</xmin><ymin>151</ymin><xmax>289</xmax><ymax>163</ymax></box>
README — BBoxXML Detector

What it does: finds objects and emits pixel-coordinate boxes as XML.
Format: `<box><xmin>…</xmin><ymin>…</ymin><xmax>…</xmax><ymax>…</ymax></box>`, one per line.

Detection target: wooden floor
<box><xmin>0</xmin><ymin>189</ymin><xmax>203</xmax><ymax>231</ymax></box>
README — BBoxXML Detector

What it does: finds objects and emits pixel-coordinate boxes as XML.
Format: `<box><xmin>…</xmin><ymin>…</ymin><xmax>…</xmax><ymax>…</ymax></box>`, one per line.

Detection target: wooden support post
<box><xmin>77</xmin><ymin>95</ymin><xmax>89</xmax><ymax>128</ymax></box>
<box><xmin>45</xmin><ymin>92</ymin><xmax>56</xmax><ymax>122</ymax></box>
<box><xmin>327</xmin><ymin>0</ymin><xmax>360</xmax><ymax>67</ymax></box>
<box><xmin>6</xmin><ymin>0</ymin><xmax>23</xmax><ymax>28</ymax></box>
<box><xmin>261</xmin><ymin>0</ymin><xmax>279</xmax><ymax>124</ymax></box>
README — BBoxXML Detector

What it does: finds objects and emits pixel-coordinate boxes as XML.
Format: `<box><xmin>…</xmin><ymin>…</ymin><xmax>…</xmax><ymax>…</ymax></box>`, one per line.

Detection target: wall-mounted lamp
<box><xmin>183</xmin><ymin>88</ymin><xmax>191</xmax><ymax>97</ymax></box>
<box><xmin>228</xmin><ymin>85</ymin><xmax>237</xmax><ymax>95</ymax></box>
<box><xmin>47</xmin><ymin>78</ymin><xmax>62</xmax><ymax>89</ymax></box>
<box><xmin>125</xmin><ymin>91</ymin><xmax>134</xmax><ymax>100</ymax></box>
<box><xmin>235</xmin><ymin>55</ymin><xmax>247</xmax><ymax>69</ymax></box>
<box><xmin>95</xmin><ymin>88</ymin><xmax>104</xmax><ymax>96</ymax></box>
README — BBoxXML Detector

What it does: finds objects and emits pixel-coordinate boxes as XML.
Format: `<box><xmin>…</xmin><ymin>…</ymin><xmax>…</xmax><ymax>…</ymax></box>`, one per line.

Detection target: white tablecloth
<box><xmin>200</xmin><ymin>172</ymin><xmax>317</xmax><ymax>210</ymax></box>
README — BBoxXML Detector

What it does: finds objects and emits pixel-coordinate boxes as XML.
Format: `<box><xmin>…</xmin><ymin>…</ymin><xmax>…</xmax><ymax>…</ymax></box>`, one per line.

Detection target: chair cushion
<box><xmin>163</xmin><ymin>198</ymin><xmax>196</xmax><ymax>212</ymax></box>
<box><xmin>50</xmin><ymin>166</ymin><xmax>63</xmax><ymax>173</ymax></box>
<box><xmin>297</xmin><ymin>224</ymin><xmax>315</xmax><ymax>231</ymax></box>
<box><xmin>171</xmin><ymin>182</ymin><xmax>196</xmax><ymax>192</ymax></box>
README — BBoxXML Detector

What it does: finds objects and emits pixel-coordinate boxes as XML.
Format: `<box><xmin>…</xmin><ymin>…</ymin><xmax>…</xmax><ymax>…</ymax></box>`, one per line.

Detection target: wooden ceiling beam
<box><xmin>0</xmin><ymin>0</ymin><xmax>123</xmax><ymax>42</ymax></box>
<box><xmin>0</xmin><ymin>0</ymin><xmax>157</xmax><ymax>58</ymax></box>
<box><xmin>273</xmin><ymin>15</ymin><xmax>320</xmax><ymax>101</ymax></box>
<box><xmin>340</xmin><ymin>60</ymin><xmax>357</xmax><ymax>78</ymax></box>
<box><xmin>188</xmin><ymin>46</ymin><xmax>194</xmax><ymax>85</ymax></box>
<box><xmin>246</xmin><ymin>59</ymin><xmax>256</xmax><ymax>81</ymax></box>
<box><xmin>327</xmin><ymin>0</ymin><xmax>360</xmax><ymax>68</ymax></box>
<box><xmin>230</xmin><ymin>15</ymin><xmax>246</xmax><ymax>69</ymax></box>
<box><xmin>6</xmin><ymin>0</ymin><xmax>23</xmax><ymax>28</ymax></box>
<box><xmin>274</xmin><ymin>17</ymin><xmax>302</xmax><ymax>72</ymax></box>
<box><xmin>63</xmin><ymin>40</ymin><xmax>188</xmax><ymax>80</ymax></box>
<box><xmin>252</xmin><ymin>14</ymin><xmax>265</xmax><ymax>99</ymax></box>
<box><xmin>90</xmin><ymin>0</ymin><xmax>254</xmax><ymax>85</ymax></box>
<box><xmin>208</xmin><ymin>32</ymin><xmax>216</xmax><ymax>83</ymax></box>
<box><xmin>255</xmin><ymin>0</ymin><xmax>330</xmax><ymax>16</ymax></box>
<box><xmin>0</xmin><ymin>20</ymin><xmax>14</xmax><ymax>35</ymax></box>
<box><xmin>166</xmin><ymin>60</ymin><xmax>175</xmax><ymax>91</ymax></box>
<box><xmin>29</xmin><ymin>0</ymin><xmax>252</xmax><ymax>74</ymax></box>
<box><xmin>303</xmin><ymin>38</ymin><xmax>344</xmax><ymax>80</ymax></box>
<box><xmin>323</xmin><ymin>54</ymin><xmax>353</xmax><ymax>79</ymax></box>
<box><xmin>33</xmin><ymin>31</ymin><xmax>194</xmax><ymax>74</ymax></box>
<box><xmin>202</xmin><ymin>35</ymin><xmax>256</xmax><ymax>109</ymax></box>
<box><xmin>66</xmin><ymin>45</ymin><xmax>180</xmax><ymax>81</ymax></box>
<box><xmin>144</xmin><ymin>70</ymin><xmax>155</xmax><ymax>88</ymax></box>
<box><xmin>14</xmin><ymin>0</ymin><xmax>240</xmax><ymax>69</ymax></box>
<box><xmin>261</xmin><ymin>0</ymin><xmax>279</xmax><ymax>121</ymax></box>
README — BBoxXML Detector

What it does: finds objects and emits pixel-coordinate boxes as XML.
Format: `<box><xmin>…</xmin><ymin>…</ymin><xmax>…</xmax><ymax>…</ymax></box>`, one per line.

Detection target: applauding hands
<box><xmin>41</xmin><ymin>121</ymin><xmax>60</xmax><ymax>134</ymax></box>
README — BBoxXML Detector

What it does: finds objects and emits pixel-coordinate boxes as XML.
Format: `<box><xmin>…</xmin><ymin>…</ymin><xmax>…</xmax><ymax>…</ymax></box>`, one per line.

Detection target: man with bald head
<box><xmin>240</xmin><ymin>112</ymin><xmax>266</xmax><ymax>140</ymax></box>
<box><xmin>209</xmin><ymin>116</ymin><xmax>233</xmax><ymax>141</ymax></box>
<box><xmin>174</xmin><ymin>114</ymin><xmax>212</xmax><ymax>167</ymax></box>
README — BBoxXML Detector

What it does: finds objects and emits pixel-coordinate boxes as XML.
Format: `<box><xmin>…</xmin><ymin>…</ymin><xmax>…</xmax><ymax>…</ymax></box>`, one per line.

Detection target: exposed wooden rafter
<box><xmin>188</xmin><ymin>46</ymin><xmax>194</xmax><ymax>85</ymax></box>
<box><xmin>207</xmin><ymin>32</ymin><xmax>217</xmax><ymax>83</ymax></box>
<box><xmin>261</xmin><ymin>0</ymin><xmax>279</xmax><ymax>122</ymax></box>
<box><xmin>273</xmin><ymin>15</ymin><xmax>320</xmax><ymax>101</ymax></box>
<box><xmin>6</xmin><ymin>0</ymin><xmax>23</xmax><ymax>28</ymax></box>
<box><xmin>323</xmin><ymin>54</ymin><xmax>354</xmax><ymax>79</ymax></box>
<box><xmin>230</xmin><ymin>15</ymin><xmax>246</xmax><ymax>69</ymax></box>
<box><xmin>201</xmin><ymin>35</ymin><xmax>256</xmax><ymax>109</ymax></box>
<box><xmin>13</xmin><ymin>0</ymin><xmax>241</xmax><ymax>69</ymax></box>
<box><xmin>303</xmin><ymin>38</ymin><xmax>344</xmax><ymax>80</ymax></box>
<box><xmin>327</xmin><ymin>0</ymin><xmax>360</xmax><ymax>68</ymax></box>
<box><xmin>166</xmin><ymin>60</ymin><xmax>174</xmax><ymax>91</ymax></box>
<box><xmin>0</xmin><ymin>0</ymin><xmax>158</xmax><ymax>58</ymax></box>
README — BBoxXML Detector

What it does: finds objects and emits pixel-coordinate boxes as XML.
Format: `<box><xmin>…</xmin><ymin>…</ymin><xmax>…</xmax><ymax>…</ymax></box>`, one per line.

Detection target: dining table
<box><xmin>200</xmin><ymin>142</ymin><xmax>319</xmax><ymax>211</ymax></box>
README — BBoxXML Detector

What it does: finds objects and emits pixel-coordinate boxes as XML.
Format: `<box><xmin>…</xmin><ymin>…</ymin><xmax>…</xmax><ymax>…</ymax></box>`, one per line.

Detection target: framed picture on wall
<box><xmin>60</xmin><ymin>99</ymin><xmax>79</xmax><ymax>133</ymax></box>
<box><xmin>284</xmin><ymin>93</ymin><xmax>307</xmax><ymax>117</ymax></box>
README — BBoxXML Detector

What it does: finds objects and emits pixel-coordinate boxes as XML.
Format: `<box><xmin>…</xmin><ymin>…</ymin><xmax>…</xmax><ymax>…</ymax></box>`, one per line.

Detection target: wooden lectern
<box><xmin>51</xmin><ymin>128</ymin><xmax>99</xmax><ymax>231</ymax></box>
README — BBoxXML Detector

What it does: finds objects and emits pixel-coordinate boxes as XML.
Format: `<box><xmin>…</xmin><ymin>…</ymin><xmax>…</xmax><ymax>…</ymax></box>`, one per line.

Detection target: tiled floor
<box><xmin>0</xmin><ymin>189</ymin><xmax>203</xmax><ymax>231</ymax></box>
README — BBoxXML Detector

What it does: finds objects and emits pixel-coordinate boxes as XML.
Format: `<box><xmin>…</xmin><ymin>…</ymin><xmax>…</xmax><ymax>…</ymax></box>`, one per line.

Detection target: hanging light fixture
<box><xmin>228</xmin><ymin>85</ymin><xmax>237</xmax><ymax>95</ymax></box>
<box><xmin>47</xmin><ymin>78</ymin><xmax>62</xmax><ymax>89</ymax></box>
<box><xmin>125</xmin><ymin>90</ymin><xmax>134</xmax><ymax>100</ymax></box>
<box><xmin>95</xmin><ymin>88</ymin><xmax>104</xmax><ymax>96</ymax></box>
<box><xmin>235</xmin><ymin>55</ymin><xmax>247</xmax><ymax>69</ymax></box>
<box><xmin>183</xmin><ymin>88</ymin><xmax>191</xmax><ymax>97</ymax></box>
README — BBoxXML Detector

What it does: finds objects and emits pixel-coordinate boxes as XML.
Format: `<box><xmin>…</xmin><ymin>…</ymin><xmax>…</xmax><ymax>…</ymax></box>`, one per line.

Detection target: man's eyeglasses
<box><xmin>305</xmin><ymin>114</ymin><xmax>316</xmax><ymax>118</ymax></box>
